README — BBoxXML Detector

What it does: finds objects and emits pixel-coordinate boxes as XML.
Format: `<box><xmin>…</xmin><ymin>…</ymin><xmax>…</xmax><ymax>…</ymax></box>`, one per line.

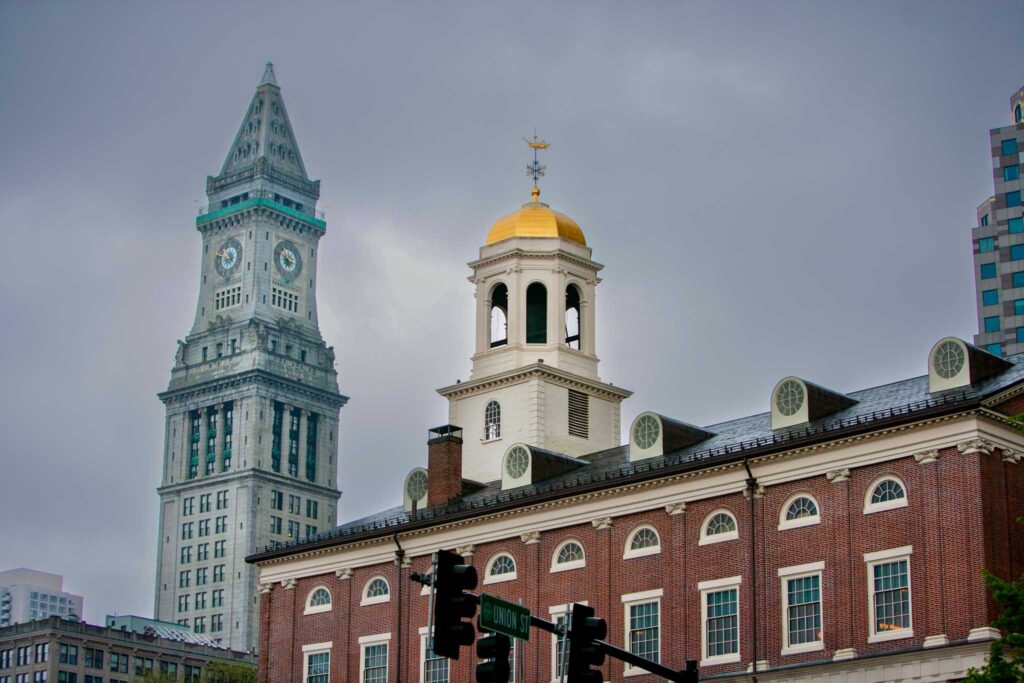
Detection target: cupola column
<box><xmin>582</xmin><ymin>282</ymin><xmax>596</xmax><ymax>356</ymax></box>
<box><xmin>476</xmin><ymin>288</ymin><xmax>490</xmax><ymax>355</ymax></box>
<box><xmin>509</xmin><ymin>268</ymin><xmax>523</xmax><ymax>346</ymax></box>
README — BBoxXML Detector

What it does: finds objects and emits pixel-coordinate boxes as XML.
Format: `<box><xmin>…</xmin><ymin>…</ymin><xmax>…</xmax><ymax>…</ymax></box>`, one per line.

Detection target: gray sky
<box><xmin>0</xmin><ymin>0</ymin><xmax>1021</xmax><ymax>624</ymax></box>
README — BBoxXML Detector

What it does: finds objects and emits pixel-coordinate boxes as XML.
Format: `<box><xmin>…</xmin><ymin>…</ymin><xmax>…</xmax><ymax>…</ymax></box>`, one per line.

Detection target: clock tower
<box><xmin>153</xmin><ymin>64</ymin><xmax>347</xmax><ymax>652</ymax></box>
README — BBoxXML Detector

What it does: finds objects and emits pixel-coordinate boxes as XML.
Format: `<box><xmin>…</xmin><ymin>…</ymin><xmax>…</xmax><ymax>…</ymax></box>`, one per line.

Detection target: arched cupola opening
<box><xmin>489</xmin><ymin>283</ymin><xmax>508</xmax><ymax>348</ymax></box>
<box><xmin>526</xmin><ymin>282</ymin><xmax>547</xmax><ymax>344</ymax></box>
<box><xmin>565</xmin><ymin>284</ymin><xmax>581</xmax><ymax>349</ymax></box>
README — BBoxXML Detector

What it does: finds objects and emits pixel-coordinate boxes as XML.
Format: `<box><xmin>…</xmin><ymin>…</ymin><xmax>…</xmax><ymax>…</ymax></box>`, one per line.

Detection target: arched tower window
<box><xmin>490</xmin><ymin>284</ymin><xmax>508</xmax><ymax>348</ymax></box>
<box><xmin>565</xmin><ymin>284</ymin><xmax>581</xmax><ymax>349</ymax></box>
<box><xmin>484</xmin><ymin>400</ymin><xmax>501</xmax><ymax>440</ymax></box>
<box><xmin>526</xmin><ymin>282</ymin><xmax>547</xmax><ymax>344</ymax></box>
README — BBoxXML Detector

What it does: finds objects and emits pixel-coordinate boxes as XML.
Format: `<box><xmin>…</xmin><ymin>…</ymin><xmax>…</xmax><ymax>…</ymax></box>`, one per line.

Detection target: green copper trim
<box><xmin>196</xmin><ymin>197</ymin><xmax>326</xmax><ymax>230</ymax></box>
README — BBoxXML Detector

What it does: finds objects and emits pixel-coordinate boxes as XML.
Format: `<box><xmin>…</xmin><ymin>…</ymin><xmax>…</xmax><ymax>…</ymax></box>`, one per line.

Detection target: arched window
<box><xmin>779</xmin><ymin>494</ymin><xmax>821</xmax><ymax>530</ymax></box>
<box><xmin>484</xmin><ymin>553</ymin><xmax>517</xmax><ymax>584</ymax></box>
<box><xmin>565</xmin><ymin>284</ymin><xmax>581</xmax><ymax>349</ymax></box>
<box><xmin>484</xmin><ymin>400</ymin><xmax>501</xmax><ymax>440</ymax></box>
<box><xmin>361</xmin><ymin>577</ymin><xmax>390</xmax><ymax>606</ymax></box>
<box><xmin>864</xmin><ymin>476</ymin><xmax>908</xmax><ymax>514</ymax></box>
<box><xmin>700</xmin><ymin>510</ymin><xmax>738</xmax><ymax>545</ymax></box>
<box><xmin>624</xmin><ymin>526</ymin><xmax>660</xmax><ymax>559</ymax></box>
<box><xmin>526</xmin><ymin>282</ymin><xmax>547</xmax><ymax>344</ymax></box>
<box><xmin>490</xmin><ymin>284</ymin><xmax>508</xmax><ymax>348</ymax></box>
<box><xmin>304</xmin><ymin>587</ymin><xmax>332</xmax><ymax>615</ymax></box>
<box><xmin>1017</xmin><ymin>103</ymin><xmax>1023</xmax><ymax>124</ymax></box>
<box><xmin>551</xmin><ymin>540</ymin><xmax>585</xmax><ymax>572</ymax></box>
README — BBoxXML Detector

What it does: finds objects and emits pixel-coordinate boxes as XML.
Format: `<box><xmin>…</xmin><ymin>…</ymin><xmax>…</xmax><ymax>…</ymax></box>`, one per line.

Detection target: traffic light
<box><xmin>432</xmin><ymin>549</ymin><xmax>478</xmax><ymax>659</ymax></box>
<box><xmin>566</xmin><ymin>604</ymin><xmax>606</xmax><ymax>683</ymax></box>
<box><xmin>475</xmin><ymin>632</ymin><xmax>511</xmax><ymax>683</ymax></box>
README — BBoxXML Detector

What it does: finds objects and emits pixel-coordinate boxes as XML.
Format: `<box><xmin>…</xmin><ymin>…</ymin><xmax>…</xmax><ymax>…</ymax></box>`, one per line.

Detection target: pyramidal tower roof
<box><xmin>218</xmin><ymin>62</ymin><xmax>309</xmax><ymax>181</ymax></box>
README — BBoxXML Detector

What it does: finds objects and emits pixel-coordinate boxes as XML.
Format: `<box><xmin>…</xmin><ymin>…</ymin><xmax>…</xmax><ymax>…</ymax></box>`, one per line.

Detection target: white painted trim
<box><xmin>923</xmin><ymin>634</ymin><xmax>949</xmax><ymax>648</ymax></box>
<box><xmin>360</xmin><ymin>575</ymin><xmax>391</xmax><ymax>606</ymax></box>
<box><xmin>778</xmin><ymin>492</ymin><xmax>822</xmax><ymax>531</ymax></box>
<box><xmin>550</xmin><ymin>539</ymin><xmax>586</xmax><ymax>573</ymax></box>
<box><xmin>698</xmin><ymin>509</ymin><xmax>739</xmax><ymax>546</ymax></box>
<box><xmin>482</xmin><ymin>552</ymin><xmax>518</xmax><ymax>584</ymax></box>
<box><xmin>863</xmin><ymin>476</ymin><xmax>909</xmax><ymax>515</ymax></box>
<box><xmin>418</xmin><ymin>626</ymin><xmax>432</xmax><ymax>635</ymax></box>
<box><xmin>357</xmin><ymin>632</ymin><xmax>392</xmax><ymax>644</ymax></box>
<box><xmin>302</xmin><ymin>645</ymin><xmax>331</xmax><ymax>683</ymax></box>
<box><xmin>303</xmin><ymin>585</ymin><xmax>332</xmax><ymax>615</ymax></box>
<box><xmin>867</xmin><ymin>628</ymin><xmax>914</xmax><ymax>644</ymax></box>
<box><xmin>418</xmin><ymin>630</ymin><xmax>449</xmax><ymax>683</ymax></box>
<box><xmin>622</xmin><ymin>525</ymin><xmax>661</xmax><ymax>559</ymax></box>
<box><xmin>863</xmin><ymin>545</ymin><xmax>913</xmax><ymax>563</ymax></box>
<box><xmin>778</xmin><ymin>561</ymin><xmax>825</xmax><ymax>577</ymax></box>
<box><xmin>968</xmin><ymin>626</ymin><xmax>1001</xmax><ymax>642</ymax></box>
<box><xmin>359</xmin><ymin>636</ymin><xmax>389</xmax><ymax>683</ymax></box>
<box><xmin>620</xmin><ymin>588</ymin><xmax>664</xmax><ymax>603</ymax></box>
<box><xmin>697</xmin><ymin>575</ymin><xmax>742</xmax><ymax>591</ymax></box>
<box><xmin>302</xmin><ymin>641</ymin><xmax>332</xmax><ymax>652</ymax></box>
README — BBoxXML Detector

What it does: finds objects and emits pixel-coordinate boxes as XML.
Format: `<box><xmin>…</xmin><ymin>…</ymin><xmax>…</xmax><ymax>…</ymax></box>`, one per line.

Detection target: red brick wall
<box><xmin>262</xmin><ymin>447</ymin><xmax>1013</xmax><ymax>682</ymax></box>
<box><xmin>428</xmin><ymin>436</ymin><xmax>463</xmax><ymax>507</ymax></box>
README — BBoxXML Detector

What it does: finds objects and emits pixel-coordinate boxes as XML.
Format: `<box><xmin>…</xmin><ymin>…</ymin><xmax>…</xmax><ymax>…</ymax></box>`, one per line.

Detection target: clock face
<box><xmin>274</xmin><ymin>240</ymin><xmax>303</xmax><ymax>279</ymax></box>
<box><xmin>214</xmin><ymin>238</ymin><xmax>243</xmax><ymax>278</ymax></box>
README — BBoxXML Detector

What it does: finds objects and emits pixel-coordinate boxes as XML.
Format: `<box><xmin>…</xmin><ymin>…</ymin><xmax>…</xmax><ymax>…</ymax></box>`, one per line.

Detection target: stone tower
<box><xmin>437</xmin><ymin>176</ymin><xmax>632</xmax><ymax>484</ymax></box>
<box><xmin>154</xmin><ymin>64</ymin><xmax>346</xmax><ymax>652</ymax></box>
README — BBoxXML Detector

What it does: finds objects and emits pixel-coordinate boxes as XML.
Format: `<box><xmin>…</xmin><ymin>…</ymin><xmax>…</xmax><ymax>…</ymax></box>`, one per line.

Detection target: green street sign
<box><xmin>479</xmin><ymin>593</ymin><xmax>531</xmax><ymax>641</ymax></box>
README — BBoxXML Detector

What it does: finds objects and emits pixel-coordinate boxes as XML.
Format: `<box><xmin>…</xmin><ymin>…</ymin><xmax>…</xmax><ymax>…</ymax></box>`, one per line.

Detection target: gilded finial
<box><xmin>524</xmin><ymin>130</ymin><xmax>549</xmax><ymax>202</ymax></box>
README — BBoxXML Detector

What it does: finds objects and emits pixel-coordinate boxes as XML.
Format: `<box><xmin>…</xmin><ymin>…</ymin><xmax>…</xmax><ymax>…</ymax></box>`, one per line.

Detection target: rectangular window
<box><xmin>1010</xmin><ymin>217</ymin><xmax>1024</xmax><ymax>234</ymax></box>
<box><xmin>1005</xmin><ymin>164</ymin><xmax>1021</xmax><ymax>181</ymax></box>
<box><xmin>214</xmin><ymin>286</ymin><xmax>242</xmax><ymax>311</ymax></box>
<box><xmin>214</xmin><ymin>540</ymin><xmax>226</xmax><ymax>558</ymax></box>
<box><xmin>987</xmin><ymin>343</ymin><xmax>1003</xmax><ymax>356</ymax></box>
<box><xmin>306</xmin><ymin>525</ymin><xmax>318</xmax><ymax>537</ymax></box>
<box><xmin>215</xmin><ymin>516</ymin><xmax>227</xmax><ymax>533</ymax></box>
<box><xmin>1015</xmin><ymin>300</ymin><xmax>1024</xmax><ymax>316</ymax></box>
<box><xmin>179</xmin><ymin>570</ymin><xmax>190</xmax><ymax>588</ymax></box>
<box><xmin>0</xmin><ymin>650</ymin><xmax>10</xmax><ymax>669</ymax></box>
<box><xmin>34</xmin><ymin>644</ymin><xmax>48</xmax><ymax>664</ymax></box>
<box><xmin>213</xmin><ymin>565</ymin><xmax>224</xmax><ymax>582</ymax></box>
<box><xmin>866</xmin><ymin>547</ymin><xmax>913</xmax><ymax>642</ymax></box>
<box><xmin>32</xmin><ymin>673</ymin><xmax>45</xmax><ymax>683</ymax></box>
<box><xmin>307</xmin><ymin>500</ymin><xmax>319</xmax><ymax>519</ymax></box>
<box><xmin>181</xmin><ymin>522</ymin><xmax>193</xmax><ymax>540</ymax></box>
<box><xmin>58</xmin><ymin>673</ymin><xmax>76</xmax><ymax>683</ymax></box>
<box><xmin>180</xmin><ymin>546</ymin><xmax>192</xmax><ymax>563</ymax></box>
<box><xmin>781</xmin><ymin>568</ymin><xmax>823</xmax><ymax>653</ymax></box>
<box><xmin>272</xmin><ymin>490</ymin><xmax>283</xmax><ymax>510</ymax></box>
<box><xmin>198</xmin><ymin>519</ymin><xmax>210</xmax><ymax>537</ymax></box>
<box><xmin>421</xmin><ymin>636</ymin><xmax>448</xmax><ymax>683</ymax></box>
<box><xmin>271</xmin><ymin>286</ymin><xmax>300</xmax><ymax>313</ymax></box>
<box><xmin>1016</xmin><ymin>327</ymin><xmax>1024</xmax><ymax>344</ymax></box>
<box><xmin>1012</xmin><ymin>244</ymin><xmax>1024</xmax><ymax>261</ymax></box>
<box><xmin>194</xmin><ymin>617</ymin><xmax>205</xmax><ymax>633</ymax></box>
<box><xmin>184</xmin><ymin>665</ymin><xmax>201</xmax><ymax>683</ymax></box>
<box><xmin>110</xmin><ymin>653</ymin><xmax>128</xmax><ymax>674</ymax></box>
<box><xmin>178</xmin><ymin>595</ymin><xmax>189</xmax><ymax>612</ymax></box>
<box><xmin>1008</xmin><ymin>191</ymin><xmax>1022</xmax><ymax>208</ymax></box>
<box><xmin>981</xmin><ymin>263</ymin><xmax>997</xmax><ymax>279</ymax></box>
<box><xmin>626</xmin><ymin>599</ymin><xmax>660</xmax><ymax>669</ymax></box>
<box><xmin>216</xmin><ymin>491</ymin><xmax>228</xmax><ymax>509</ymax></box>
<box><xmin>195</xmin><ymin>592</ymin><xmax>206</xmax><ymax>610</ymax></box>
<box><xmin>159</xmin><ymin>663</ymin><xmax>177</xmax><ymax>678</ymax></box>
<box><xmin>271</xmin><ymin>516</ymin><xmax>282</xmax><ymax>534</ymax></box>
<box><xmin>212</xmin><ymin>589</ymin><xmax>224</xmax><ymax>608</ymax></box>
<box><xmin>84</xmin><ymin>649</ymin><xmax>102</xmax><ymax>669</ymax></box>
<box><xmin>362</xmin><ymin>643</ymin><xmax>388</xmax><ymax>683</ymax></box>
<box><xmin>979</xmin><ymin>236</ymin><xmax>996</xmax><ymax>253</ymax></box>
<box><xmin>59</xmin><ymin>645</ymin><xmax>78</xmax><ymax>666</ymax></box>
<box><xmin>306</xmin><ymin>651</ymin><xmax>330</xmax><ymax>683</ymax></box>
<box><xmin>985</xmin><ymin>315</ymin><xmax>1001</xmax><ymax>332</ymax></box>
<box><xmin>134</xmin><ymin>658</ymin><xmax>153</xmax><ymax>676</ymax></box>
<box><xmin>288</xmin><ymin>521</ymin><xmax>301</xmax><ymax>539</ymax></box>
<box><xmin>983</xmin><ymin>289</ymin><xmax>999</xmax><ymax>306</ymax></box>
<box><xmin>1014</xmin><ymin>272</ymin><xmax>1024</xmax><ymax>288</ymax></box>
<box><xmin>196</xmin><ymin>568</ymin><xmax>208</xmax><ymax>586</ymax></box>
<box><xmin>197</xmin><ymin>543</ymin><xmax>209</xmax><ymax>561</ymax></box>
<box><xmin>567</xmin><ymin>389</ymin><xmax>589</xmax><ymax>438</ymax></box>
<box><xmin>211</xmin><ymin>614</ymin><xmax>223</xmax><ymax>632</ymax></box>
<box><xmin>700</xmin><ymin>578</ymin><xmax>740</xmax><ymax>665</ymax></box>
<box><xmin>289</xmin><ymin>495</ymin><xmax>301</xmax><ymax>514</ymax></box>
<box><xmin>182</xmin><ymin>497</ymin><xmax>194</xmax><ymax>516</ymax></box>
<box><xmin>16</xmin><ymin>649</ymin><xmax>28</xmax><ymax>667</ymax></box>
<box><xmin>1002</xmin><ymin>138</ymin><xmax>1019</xmax><ymax>155</ymax></box>
<box><xmin>981</xmin><ymin>213</ymin><xmax>989</xmax><ymax>226</ymax></box>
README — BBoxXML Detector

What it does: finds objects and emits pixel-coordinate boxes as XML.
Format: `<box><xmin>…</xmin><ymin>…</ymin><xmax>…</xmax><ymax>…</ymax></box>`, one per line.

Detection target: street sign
<box><xmin>479</xmin><ymin>594</ymin><xmax>531</xmax><ymax>641</ymax></box>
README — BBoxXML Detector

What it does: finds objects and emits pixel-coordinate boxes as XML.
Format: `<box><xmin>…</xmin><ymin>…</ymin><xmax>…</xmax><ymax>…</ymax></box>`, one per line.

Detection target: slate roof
<box><xmin>247</xmin><ymin>353</ymin><xmax>1024</xmax><ymax>564</ymax></box>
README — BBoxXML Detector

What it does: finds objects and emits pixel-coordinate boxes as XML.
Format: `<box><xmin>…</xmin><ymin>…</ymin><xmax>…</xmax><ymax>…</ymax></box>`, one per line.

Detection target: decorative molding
<box><xmin>746</xmin><ymin>661</ymin><xmax>770</xmax><ymax>674</ymax></box>
<box><xmin>281</xmin><ymin>578</ymin><xmax>297</xmax><ymax>590</ymax></box>
<box><xmin>832</xmin><ymin>648</ymin><xmax>856</xmax><ymax>661</ymax></box>
<box><xmin>923</xmin><ymin>634</ymin><xmax>949</xmax><ymax>648</ymax></box>
<box><xmin>968</xmin><ymin>626</ymin><xmax>1001</xmax><ymax>642</ymax></box>
<box><xmin>1001</xmin><ymin>449</ymin><xmax>1023</xmax><ymax>464</ymax></box>
<box><xmin>455</xmin><ymin>544</ymin><xmax>476</xmax><ymax>558</ymax></box>
<box><xmin>742</xmin><ymin>484</ymin><xmax>765</xmax><ymax>500</ymax></box>
<box><xmin>591</xmin><ymin>517</ymin><xmax>613</xmax><ymax>531</ymax></box>
<box><xmin>520</xmin><ymin>531</ymin><xmax>541</xmax><ymax>545</ymax></box>
<box><xmin>913</xmin><ymin>449</ymin><xmax>939</xmax><ymax>465</ymax></box>
<box><xmin>257</xmin><ymin>582</ymin><xmax>274</xmax><ymax>594</ymax></box>
<box><xmin>399</xmin><ymin>555</ymin><xmax>413</xmax><ymax>568</ymax></box>
<box><xmin>335</xmin><ymin>568</ymin><xmax>353</xmax><ymax>580</ymax></box>
<box><xmin>957</xmin><ymin>439</ymin><xmax>995</xmax><ymax>456</ymax></box>
<box><xmin>664</xmin><ymin>501</ymin><xmax>686</xmax><ymax>516</ymax></box>
<box><xmin>826</xmin><ymin>468</ymin><xmax>851</xmax><ymax>483</ymax></box>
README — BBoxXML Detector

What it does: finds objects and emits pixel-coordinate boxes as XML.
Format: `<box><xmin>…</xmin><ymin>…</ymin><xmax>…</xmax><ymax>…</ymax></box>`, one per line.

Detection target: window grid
<box><xmin>705</xmin><ymin>589</ymin><xmax>738</xmax><ymax>658</ymax></box>
<box><xmin>872</xmin><ymin>559</ymin><xmax>910</xmax><ymax>635</ymax></box>
<box><xmin>628</xmin><ymin>602</ymin><xmax>660</xmax><ymax>664</ymax></box>
<box><xmin>485</xmin><ymin>400</ymin><xmax>501</xmax><ymax>440</ymax></box>
<box><xmin>363</xmin><ymin>644</ymin><xmax>388</xmax><ymax>683</ymax></box>
<box><xmin>556</xmin><ymin>542</ymin><xmax>584</xmax><ymax>564</ymax></box>
<box><xmin>422</xmin><ymin>637</ymin><xmax>449</xmax><ymax>683</ymax></box>
<box><xmin>272</xmin><ymin>287</ymin><xmax>300</xmax><ymax>313</ymax></box>
<box><xmin>630</xmin><ymin>528</ymin><xmax>659</xmax><ymax>551</ymax></box>
<box><xmin>706</xmin><ymin>512</ymin><xmax>736</xmax><ymax>536</ymax></box>
<box><xmin>307</xmin><ymin>652</ymin><xmax>329</xmax><ymax>683</ymax></box>
<box><xmin>786</xmin><ymin>575</ymin><xmax>822</xmax><ymax>646</ymax></box>
<box><xmin>214</xmin><ymin>286</ymin><xmax>242</xmax><ymax>311</ymax></box>
<box><xmin>871</xmin><ymin>480</ymin><xmax>905</xmax><ymax>504</ymax></box>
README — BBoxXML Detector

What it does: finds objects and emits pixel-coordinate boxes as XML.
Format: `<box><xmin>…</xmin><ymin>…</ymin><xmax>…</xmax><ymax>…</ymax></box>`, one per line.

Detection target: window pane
<box><xmin>979</xmin><ymin>237</ymin><xmax>996</xmax><ymax>253</ymax></box>
<box><xmin>872</xmin><ymin>560</ymin><xmax>910</xmax><ymax>633</ymax></box>
<box><xmin>981</xmin><ymin>263</ymin><xmax>997</xmax><ymax>279</ymax></box>
<box><xmin>363</xmin><ymin>644</ymin><xmax>387</xmax><ymax>683</ymax></box>
<box><xmin>1005</xmin><ymin>165</ymin><xmax>1021</xmax><ymax>182</ymax></box>
<box><xmin>987</xmin><ymin>343</ymin><xmax>1003</xmax><ymax>356</ymax></box>
<box><xmin>1017</xmin><ymin>327</ymin><xmax>1024</xmax><ymax>344</ymax></box>
<box><xmin>787</xmin><ymin>575</ymin><xmax>822</xmax><ymax>645</ymax></box>
<box><xmin>423</xmin><ymin>637</ymin><xmax>449</xmax><ymax>683</ymax></box>
<box><xmin>984</xmin><ymin>316</ymin><xmax>1001</xmax><ymax>332</ymax></box>
<box><xmin>1014</xmin><ymin>272</ymin><xmax>1024</xmax><ymax>288</ymax></box>
<box><xmin>983</xmin><ymin>289</ymin><xmax>999</xmax><ymax>306</ymax></box>
<box><xmin>1008</xmin><ymin>191</ymin><xmax>1022</xmax><ymax>208</ymax></box>
<box><xmin>629</xmin><ymin>602</ymin><xmax>660</xmax><ymax>663</ymax></box>
<box><xmin>1002</xmin><ymin>138</ymin><xmax>1019</xmax><ymax>155</ymax></box>
<box><xmin>1012</xmin><ymin>244</ymin><xmax>1024</xmax><ymax>261</ymax></box>
<box><xmin>706</xmin><ymin>589</ymin><xmax>738</xmax><ymax>657</ymax></box>
<box><xmin>1010</xmin><ymin>217</ymin><xmax>1024</xmax><ymax>234</ymax></box>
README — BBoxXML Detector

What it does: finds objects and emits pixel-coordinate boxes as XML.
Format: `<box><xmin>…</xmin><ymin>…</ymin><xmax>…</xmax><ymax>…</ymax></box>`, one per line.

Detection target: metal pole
<box><xmin>426</xmin><ymin>552</ymin><xmax>437</xmax><ymax>646</ymax></box>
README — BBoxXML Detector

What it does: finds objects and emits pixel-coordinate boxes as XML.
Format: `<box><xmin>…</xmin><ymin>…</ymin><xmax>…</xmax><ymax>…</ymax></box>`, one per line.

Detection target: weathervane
<box><xmin>524</xmin><ymin>130</ymin><xmax>550</xmax><ymax>202</ymax></box>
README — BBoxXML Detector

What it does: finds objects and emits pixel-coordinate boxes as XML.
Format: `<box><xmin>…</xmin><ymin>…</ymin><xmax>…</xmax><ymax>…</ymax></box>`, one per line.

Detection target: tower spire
<box><xmin>524</xmin><ymin>130</ymin><xmax>550</xmax><ymax>203</ymax></box>
<box><xmin>260</xmin><ymin>61</ymin><xmax>278</xmax><ymax>86</ymax></box>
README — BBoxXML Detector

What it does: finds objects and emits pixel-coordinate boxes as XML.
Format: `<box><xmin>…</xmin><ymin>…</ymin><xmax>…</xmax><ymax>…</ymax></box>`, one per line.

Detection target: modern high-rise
<box><xmin>0</xmin><ymin>569</ymin><xmax>83</xmax><ymax>627</ymax></box>
<box><xmin>972</xmin><ymin>86</ymin><xmax>1024</xmax><ymax>354</ymax></box>
<box><xmin>153</xmin><ymin>63</ymin><xmax>347</xmax><ymax>652</ymax></box>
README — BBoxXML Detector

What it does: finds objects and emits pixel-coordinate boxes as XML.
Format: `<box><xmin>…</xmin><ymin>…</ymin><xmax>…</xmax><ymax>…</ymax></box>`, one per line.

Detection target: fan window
<box><xmin>552</xmin><ymin>541</ymin><xmax>586</xmax><ymax>572</ymax></box>
<box><xmin>865</xmin><ymin>477</ymin><xmax>909</xmax><ymax>514</ymax></box>
<box><xmin>779</xmin><ymin>495</ymin><xmax>821</xmax><ymax>530</ymax></box>
<box><xmin>362</xmin><ymin>577</ymin><xmax>391</xmax><ymax>605</ymax></box>
<box><xmin>624</xmin><ymin>526</ymin><xmax>661</xmax><ymax>559</ymax></box>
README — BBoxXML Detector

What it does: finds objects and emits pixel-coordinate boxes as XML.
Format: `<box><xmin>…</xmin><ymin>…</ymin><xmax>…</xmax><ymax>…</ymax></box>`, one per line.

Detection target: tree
<box><xmin>964</xmin><ymin>564</ymin><xmax>1024</xmax><ymax>681</ymax></box>
<box><xmin>203</xmin><ymin>661</ymin><xmax>258</xmax><ymax>683</ymax></box>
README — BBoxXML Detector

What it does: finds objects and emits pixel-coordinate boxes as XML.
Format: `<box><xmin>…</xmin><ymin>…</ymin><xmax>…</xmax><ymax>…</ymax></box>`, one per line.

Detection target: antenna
<box><xmin>523</xmin><ymin>129</ymin><xmax>550</xmax><ymax>202</ymax></box>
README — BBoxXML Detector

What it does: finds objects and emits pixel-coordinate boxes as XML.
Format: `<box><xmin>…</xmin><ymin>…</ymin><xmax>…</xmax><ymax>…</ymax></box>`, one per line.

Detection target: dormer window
<box><xmin>628</xmin><ymin>412</ymin><xmax>715</xmax><ymax>462</ymax></box>
<box><xmin>770</xmin><ymin>377</ymin><xmax>856</xmax><ymax>431</ymax></box>
<box><xmin>927</xmin><ymin>337</ymin><xmax>1011</xmax><ymax>393</ymax></box>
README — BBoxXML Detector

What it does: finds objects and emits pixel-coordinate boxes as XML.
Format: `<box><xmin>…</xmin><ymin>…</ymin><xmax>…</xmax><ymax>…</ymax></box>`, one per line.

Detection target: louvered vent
<box><xmin>568</xmin><ymin>389</ymin><xmax>589</xmax><ymax>438</ymax></box>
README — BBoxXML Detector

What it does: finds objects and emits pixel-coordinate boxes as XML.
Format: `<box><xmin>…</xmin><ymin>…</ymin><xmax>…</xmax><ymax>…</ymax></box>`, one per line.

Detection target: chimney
<box><xmin>427</xmin><ymin>425</ymin><xmax>463</xmax><ymax>507</ymax></box>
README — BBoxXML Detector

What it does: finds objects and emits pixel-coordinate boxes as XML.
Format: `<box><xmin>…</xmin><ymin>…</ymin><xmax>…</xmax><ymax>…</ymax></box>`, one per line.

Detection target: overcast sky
<box><xmin>0</xmin><ymin>0</ymin><xmax>1021</xmax><ymax>624</ymax></box>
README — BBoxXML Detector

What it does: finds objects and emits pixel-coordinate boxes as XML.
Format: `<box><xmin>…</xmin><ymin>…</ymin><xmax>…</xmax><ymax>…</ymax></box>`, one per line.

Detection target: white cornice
<box><xmin>436</xmin><ymin>363</ymin><xmax>632</xmax><ymax>400</ymax></box>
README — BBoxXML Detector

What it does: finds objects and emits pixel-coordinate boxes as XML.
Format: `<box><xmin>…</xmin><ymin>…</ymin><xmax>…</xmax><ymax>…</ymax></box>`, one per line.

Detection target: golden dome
<box><xmin>485</xmin><ymin>187</ymin><xmax>586</xmax><ymax>246</ymax></box>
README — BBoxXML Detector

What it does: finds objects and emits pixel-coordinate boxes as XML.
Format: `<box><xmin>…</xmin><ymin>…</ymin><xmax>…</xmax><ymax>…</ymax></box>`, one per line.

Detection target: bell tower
<box><xmin>438</xmin><ymin>137</ymin><xmax>631</xmax><ymax>483</ymax></box>
<box><xmin>153</xmin><ymin>64</ymin><xmax>347</xmax><ymax>652</ymax></box>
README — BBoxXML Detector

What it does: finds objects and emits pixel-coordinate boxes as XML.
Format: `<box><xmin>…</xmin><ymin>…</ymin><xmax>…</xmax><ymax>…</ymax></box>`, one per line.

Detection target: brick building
<box><xmin>246</xmin><ymin>183</ymin><xmax>1024</xmax><ymax>683</ymax></box>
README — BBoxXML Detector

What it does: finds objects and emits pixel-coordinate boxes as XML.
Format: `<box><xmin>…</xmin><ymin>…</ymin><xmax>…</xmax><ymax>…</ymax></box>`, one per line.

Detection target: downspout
<box><xmin>394</xmin><ymin>533</ymin><xmax>405</xmax><ymax>683</ymax></box>
<box><xmin>743</xmin><ymin>459</ymin><xmax>758</xmax><ymax>683</ymax></box>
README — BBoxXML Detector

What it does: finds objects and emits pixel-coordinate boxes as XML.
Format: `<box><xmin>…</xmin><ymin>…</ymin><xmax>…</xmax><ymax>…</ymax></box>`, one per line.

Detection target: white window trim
<box><xmin>623</xmin><ymin>525</ymin><xmax>661</xmax><ymax>559</ymax></box>
<box><xmin>778</xmin><ymin>563</ymin><xmax>824</xmax><ymax>656</ymax></box>
<box><xmin>550</xmin><ymin>539</ymin><xmax>586</xmax><ymax>573</ymax></box>
<box><xmin>778</xmin><ymin>493</ymin><xmax>822</xmax><ymax>531</ymax></box>
<box><xmin>865</xmin><ymin>546</ymin><xmax>914</xmax><ymax>643</ymax></box>
<box><xmin>302</xmin><ymin>643</ymin><xmax>332</xmax><ymax>683</ymax></box>
<box><xmin>483</xmin><ymin>553</ymin><xmax>518</xmax><ymax>585</ymax></box>
<box><xmin>359</xmin><ymin>633</ymin><xmax>391</xmax><ymax>683</ymax></box>
<box><xmin>622</xmin><ymin>589</ymin><xmax>663</xmax><ymax>677</ymax></box>
<box><xmin>418</xmin><ymin>626</ymin><xmax>449</xmax><ymax>683</ymax></box>
<box><xmin>698</xmin><ymin>509</ymin><xmax>739</xmax><ymax>546</ymax></box>
<box><xmin>863</xmin><ymin>476</ymin><xmax>909</xmax><ymax>515</ymax></box>
<box><xmin>304</xmin><ymin>586</ymin><xmax>332</xmax><ymax>615</ymax></box>
<box><xmin>361</xmin><ymin>576</ymin><xmax>391</xmax><ymax>606</ymax></box>
<box><xmin>549</xmin><ymin>602</ymin><xmax>587</xmax><ymax>683</ymax></box>
<box><xmin>699</xmin><ymin>576</ymin><xmax>742</xmax><ymax>666</ymax></box>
